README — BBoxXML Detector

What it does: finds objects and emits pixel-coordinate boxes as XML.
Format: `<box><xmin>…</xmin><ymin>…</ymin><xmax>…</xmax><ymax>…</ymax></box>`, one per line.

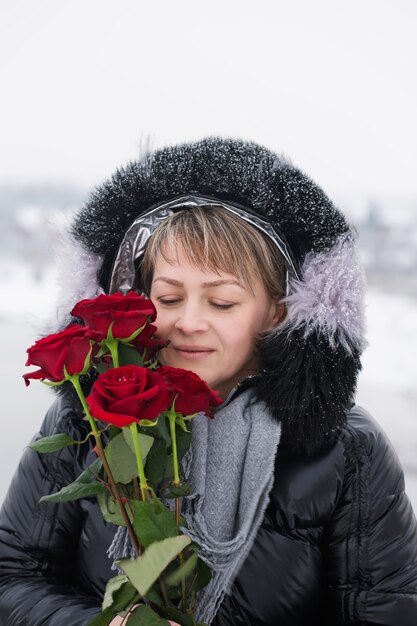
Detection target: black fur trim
<box><xmin>254</xmin><ymin>327</ymin><xmax>361</xmax><ymax>456</ymax></box>
<box><xmin>71</xmin><ymin>137</ymin><xmax>350</xmax><ymax>291</ymax></box>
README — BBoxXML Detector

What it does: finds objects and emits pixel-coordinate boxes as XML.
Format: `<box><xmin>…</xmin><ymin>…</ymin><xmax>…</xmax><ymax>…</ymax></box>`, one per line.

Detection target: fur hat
<box><xmin>65</xmin><ymin>137</ymin><xmax>366</xmax><ymax>455</ymax></box>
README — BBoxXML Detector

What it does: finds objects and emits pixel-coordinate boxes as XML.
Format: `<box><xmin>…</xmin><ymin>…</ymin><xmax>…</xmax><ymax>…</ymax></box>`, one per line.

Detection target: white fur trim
<box><xmin>279</xmin><ymin>235</ymin><xmax>367</xmax><ymax>352</ymax></box>
<box><xmin>53</xmin><ymin>231</ymin><xmax>104</xmax><ymax>327</ymax></box>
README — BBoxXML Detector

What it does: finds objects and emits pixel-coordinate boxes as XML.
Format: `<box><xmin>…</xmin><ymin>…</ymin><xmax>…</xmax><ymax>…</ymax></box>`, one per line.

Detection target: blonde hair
<box><xmin>140</xmin><ymin>206</ymin><xmax>286</xmax><ymax>302</ymax></box>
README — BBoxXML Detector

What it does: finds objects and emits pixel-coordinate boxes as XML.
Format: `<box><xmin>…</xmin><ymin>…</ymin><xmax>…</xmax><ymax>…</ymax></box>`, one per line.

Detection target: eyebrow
<box><xmin>153</xmin><ymin>277</ymin><xmax>244</xmax><ymax>289</ymax></box>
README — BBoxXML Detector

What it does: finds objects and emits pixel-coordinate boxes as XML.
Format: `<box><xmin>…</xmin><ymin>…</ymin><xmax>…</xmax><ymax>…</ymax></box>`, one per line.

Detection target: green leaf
<box><xmin>94</xmin><ymin>362</ymin><xmax>109</xmax><ymax>374</ymax></box>
<box><xmin>87</xmin><ymin>607</ymin><xmax>116</xmax><ymax>626</ymax></box>
<box><xmin>126</xmin><ymin>605</ymin><xmax>169</xmax><ymax>625</ymax></box>
<box><xmin>155</xmin><ymin>606</ymin><xmax>195</xmax><ymax>626</ymax></box>
<box><xmin>175</xmin><ymin>416</ymin><xmax>190</xmax><ymax>433</ymax></box>
<box><xmin>40</xmin><ymin>458</ymin><xmax>104</xmax><ymax>503</ymax></box>
<box><xmin>130</xmin><ymin>499</ymin><xmax>179</xmax><ymax>548</ymax></box>
<box><xmin>165</xmin><ymin>551</ymin><xmax>198</xmax><ymax>588</ymax></box>
<box><xmin>192</xmin><ymin>556</ymin><xmax>212</xmax><ymax>593</ymax></box>
<box><xmin>118</xmin><ymin>343</ymin><xmax>144</xmax><ymax>367</ymax></box>
<box><xmin>166</xmin><ymin>483</ymin><xmax>191</xmax><ymax>498</ymax></box>
<box><xmin>175</xmin><ymin>427</ymin><xmax>192</xmax><ymax>465</ymax></box>
<box><xmin>142</xmin><ymin>416</ymin><xmax>172</xmax><ymax>488</ymax></box>
<box><xmin>97</xmin><ymin>490</ymin><xmax>127</xmax><ymax>526</ymax></box>
<box><xmin>41</xmin><ymin>481</ymin><xmax>104</xmax><ymax>503</ymax></box>
<box><xmin>102</xmin><ymin>574</ymin><xmax>139</xmax><ymax>612</ymax></box>
<box><xmin>150</xmin><ymin>414</ymin><xmax>171</xmax><ymax>446</ymax></box>
<box><xmin>145</xmin><ymin>438</ymin><xmax>168</xmax><ymax>489</ymax></box>
<box><xmin>143</xmin><ymin>587</ymin><xmax>163</xmax><ymax>605</ymax></box>
<box><xmin>105</xmin><ymin>432</ymin><xmax>139</xmax><ymax>484</ymax></box>
<box><xmin>122</xmin><ymin>429</ymin><xmax>154</xmax><ymax>464</ymax></box>
<box><xmin>108</xmin><ymin>425</ymin><xmax>122</xmax><ymax>441</ymax></box>
<box><xmin>163</xmin><ymin>453</ymin><xmax>174</xmax><ymax>480</ymax></box>
<box><xmin>119</xmin><ymin>535</ymin><xmax>191</xmax><ymax>597</ymax></box>
<box><xmin>180</xmin><ymin>545</ymin><xmax>212</xmax><ymax>597</ymax></box>
<box><xmin>29</xmin><ymin>433</ymin><xmax>82</xmax><ymax>453</ymax></box>
<box><xmin>102</xmin><ymin>574</ymin><xmax>128</xmax><ymax>610</ymax></box>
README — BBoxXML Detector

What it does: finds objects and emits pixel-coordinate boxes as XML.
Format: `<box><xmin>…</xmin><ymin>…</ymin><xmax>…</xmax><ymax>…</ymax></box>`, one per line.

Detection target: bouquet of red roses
<box><xmin>23</xmin><ymin>292</ymin><xmax>222</xmax><ymax>626</ymax></box>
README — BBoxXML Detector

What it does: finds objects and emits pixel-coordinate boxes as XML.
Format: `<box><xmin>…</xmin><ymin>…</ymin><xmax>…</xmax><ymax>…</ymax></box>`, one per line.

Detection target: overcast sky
<box><xmin>1</xmin><ymin>0</ymin><xmax>416</xmax><ymax>202</ymax></box>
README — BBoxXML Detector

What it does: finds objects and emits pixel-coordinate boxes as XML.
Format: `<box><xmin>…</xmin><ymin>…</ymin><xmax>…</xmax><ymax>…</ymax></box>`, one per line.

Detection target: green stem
<box><xmin>132</xmin><ymin>477</ymin><xmax>141</xmax><ymax>501</ymax></box>
<box><xmin>70</xmin><ymin>375</ymin><xmax>141</xmax><ymax>556</ymax></box>
<box><xmin>168</xmin><ymin>412</ymin><xmax>187</xmax><ymax>611</ymax></box>
<box><xmin>168</xmin><ymin>413</ymin><xmax>180</xmax><ymax>487</ymax></box>
<box><xmin>107</xmin><ymin>340</ymin><xmax>120</xmax><ymax>368</ymax></box>
<box><xmin>71</xmin><ymin>375</ymin><xmax>101</xmax><ymax>437</ymax></box>
<box><xmin>180</xmin><ymin>563</ymin><xmax>187</xmax><ymax>608</ymax></box>
<box><xmin>130</xmin><ymin>422</ymin><xmax>149</xmax><ymax>500</ymax></box>
<box><xmin>158</xmin><ymin>578</ymin><xmax>170</xmax><ymax>606</ymax></box>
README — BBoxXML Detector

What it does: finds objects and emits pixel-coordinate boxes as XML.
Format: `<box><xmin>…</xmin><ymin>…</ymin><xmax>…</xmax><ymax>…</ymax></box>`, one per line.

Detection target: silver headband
<box><xmin>108</xmin><ymin>194</ymin><xmax>299</xmax><ymax>295</ymax></box>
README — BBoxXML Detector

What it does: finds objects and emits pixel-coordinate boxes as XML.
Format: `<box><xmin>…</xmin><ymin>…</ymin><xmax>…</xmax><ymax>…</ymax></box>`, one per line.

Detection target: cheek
<box><xmin>226</xmin><ymin>310</ymin><xmax>270</xmax><ymax>354</ymax></box>
<box><xmin>239</xmin><ymin>308</ymin><xmax>267</xmax><ymax>333</ymax></box>
<box><xmin>152</xmin><ymin>307</ymin><xmax>172</xmax><ymax>339</ymax></box>
<box><xmin>220</xmin><ymin>321</ymin><xmax>257</xmax><ymax>354</ymax></box>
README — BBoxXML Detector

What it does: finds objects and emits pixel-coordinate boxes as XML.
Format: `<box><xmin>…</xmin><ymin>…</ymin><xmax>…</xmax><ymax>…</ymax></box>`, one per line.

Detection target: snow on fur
<box><xmin>279</xmin><ymin>235</ymin><xmax>367</xmax><ymax>352</ymax></box>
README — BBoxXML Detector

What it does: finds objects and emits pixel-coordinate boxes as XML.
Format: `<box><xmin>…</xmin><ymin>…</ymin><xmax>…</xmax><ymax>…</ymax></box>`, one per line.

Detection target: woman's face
<box><xmin>150</xmin><ymin>245</ymin><xmax>283</xmax><ymax>399</ymax></box>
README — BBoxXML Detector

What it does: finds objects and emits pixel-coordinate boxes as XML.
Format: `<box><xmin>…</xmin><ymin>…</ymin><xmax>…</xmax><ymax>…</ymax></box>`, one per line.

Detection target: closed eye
<box><xmin>157</xmin><ymin>298</ymin><xmax>181</xmax><ymax>305</ymax></box>
<box><xmin>156</xmin><ymin>298</ymin><xmax>235</xmax><ymax>310</ymax></box>
<box><xmin>211</xmin><ymin>302</ymin><xmax>235</xmax><ymax>310</ymax></box>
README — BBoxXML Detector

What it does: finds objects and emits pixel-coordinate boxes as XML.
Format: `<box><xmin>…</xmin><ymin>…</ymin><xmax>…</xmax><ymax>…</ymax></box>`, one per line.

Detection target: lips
<box><xmin>173</xmin><ymin>345</ymin><xmax>214</xmax><ymax>360</ymax></box>
<box><xmin>174</xmin><ymin>345</ymin><xmax>213</xmax><ymax>352</ymax></box>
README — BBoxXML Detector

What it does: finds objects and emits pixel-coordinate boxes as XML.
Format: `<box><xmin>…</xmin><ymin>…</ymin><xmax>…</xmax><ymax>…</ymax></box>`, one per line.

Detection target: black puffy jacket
<box><xmin>2</xmin><ymin>138</ymin><xmax>417</xmax><ymax>624</ymax></box>
<box><xmin>0</xmin><ymin>391</ymin><xmax>416</xmax><ymax>625</ymax></box>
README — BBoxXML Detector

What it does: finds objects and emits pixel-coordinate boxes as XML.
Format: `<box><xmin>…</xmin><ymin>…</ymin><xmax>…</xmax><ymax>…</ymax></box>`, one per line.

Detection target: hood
<box><xmin>60</xmin><ymin>137</ymin><xmax>366</xmax><ymax>456</ymax></box>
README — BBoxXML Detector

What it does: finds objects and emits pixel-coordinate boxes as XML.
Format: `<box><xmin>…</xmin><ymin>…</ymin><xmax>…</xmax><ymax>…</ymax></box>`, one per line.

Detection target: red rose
<box><xmin>23</xmin><ymin>324</ymin><xmax>100</xmax><ymax>386</ymax></box>
<box><xmin>86</xmin><ymin>365</ymin><xmax>171</xmax><ymax>427</ymax></box>
<box><xmin>130</xmin><ymin>323</ymin><xmax>168</xmax><ymax>361</ymax></box>
<box><xmin>158</xmin><ymin>366</ymin><xmax>223</xmax><ymax>416</ymax></box>
<box><xmin>71</xmin><ymin>292</ymin><xmax>156</xmax><ymax>342</ymax></box>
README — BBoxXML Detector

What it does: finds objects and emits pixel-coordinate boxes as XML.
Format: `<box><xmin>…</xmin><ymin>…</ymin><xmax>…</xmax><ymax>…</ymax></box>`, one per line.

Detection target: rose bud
<box><xmin>86</xmin><ymin>365</ymin><xmax>171</xmax><ymax>427</ymax></box>
<box><xmin>158</xmin><ymin>366</ymin><xmax>223</xmax><ymax>417</ymax></box>
<box><xmin>23</xmin><ymin>324</ymin><xmax>101</xmax><ymax>386</ymax></box>
<box><xmin>71</xmin><ymin>292</ymin><xmax>156</xmax><ymax>343</ymax></box>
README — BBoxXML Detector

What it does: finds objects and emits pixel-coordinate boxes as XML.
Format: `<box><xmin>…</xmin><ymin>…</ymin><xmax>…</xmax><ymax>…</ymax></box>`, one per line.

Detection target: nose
<box><xmin>174</xmin><ymin>299</ymin><xmax>209</xmax><ymax>334</ymax></box>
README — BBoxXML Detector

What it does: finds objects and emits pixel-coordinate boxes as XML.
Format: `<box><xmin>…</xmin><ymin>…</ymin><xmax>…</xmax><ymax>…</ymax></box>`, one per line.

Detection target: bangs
<box><xmin>140</xmin><ymin>207</ymin><xmax>285</xmax><ymax>300</ymax></box>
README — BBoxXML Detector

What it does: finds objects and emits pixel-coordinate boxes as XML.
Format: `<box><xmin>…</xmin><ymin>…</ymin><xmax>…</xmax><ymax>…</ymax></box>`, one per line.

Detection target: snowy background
<box><xmin>1</xmin><ymin>0</ymin><xmax>416</xmax><ymax>510</ymax></box>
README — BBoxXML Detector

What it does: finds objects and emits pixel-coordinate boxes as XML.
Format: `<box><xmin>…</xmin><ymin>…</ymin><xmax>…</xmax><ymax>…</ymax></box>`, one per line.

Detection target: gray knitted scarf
<box><xmin>108</xmin><ymin>388</ymin><xmax>281</xmax><ymax>625</ymax></box>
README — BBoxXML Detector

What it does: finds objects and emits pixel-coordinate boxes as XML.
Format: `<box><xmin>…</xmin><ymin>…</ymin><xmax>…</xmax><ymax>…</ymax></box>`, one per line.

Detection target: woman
<box><xmin>0</xmin><ymin>137</ymin><xmax>416</xmax><ymax>625</ymax></box>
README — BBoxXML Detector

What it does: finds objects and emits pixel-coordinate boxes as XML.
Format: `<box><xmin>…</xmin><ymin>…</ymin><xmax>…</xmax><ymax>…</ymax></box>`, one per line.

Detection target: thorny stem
<box><xmin>132</xmin><ymin>477</ymin><xmax>141</xmax><ymax>501</ymax></box>
<box><xmin>168</xmin><ymin>412</ymin><xmax>180</xmax><ymax>488</ymax></box>
<box><xmin>70</xmin><ymin>374</ymin><xmax>141</xmax><ymax>557</ymax></box>
<box><xmin>168</xmin><ymin>411</ymin><xmax>187</xmax><ymax>611</ymax></box>
<box><xmin>130</xmin><ymin>422</ymin><xmax>150</xmax><ymax>500</ymax></box>
<box><xmin>126</xmin><ymin>498</ymin><xmax>142</xmax><ymax>557</ymax></box>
